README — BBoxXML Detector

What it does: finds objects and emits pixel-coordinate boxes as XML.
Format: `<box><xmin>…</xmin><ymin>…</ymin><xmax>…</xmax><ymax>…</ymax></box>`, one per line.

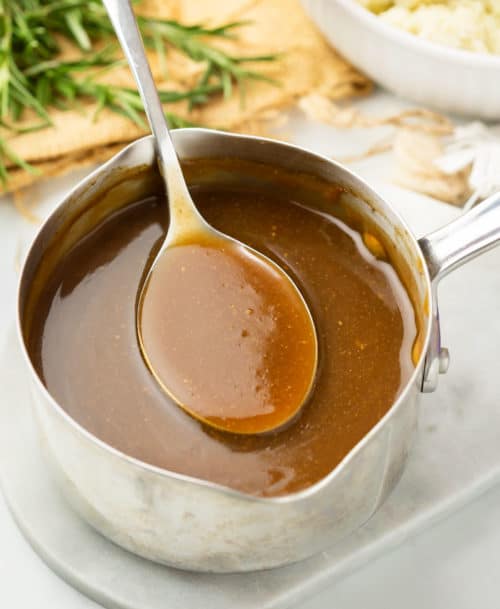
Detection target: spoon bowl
<box><xmin>103</xmin><ymin>0</ymin><xmax>318</xmax><ymax>434</ymax></box>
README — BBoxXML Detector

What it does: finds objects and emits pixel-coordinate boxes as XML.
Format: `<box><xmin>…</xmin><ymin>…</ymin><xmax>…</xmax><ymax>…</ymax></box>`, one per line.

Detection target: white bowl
<box><xmin>301</xmin><ymin>0</ymin><xmax>500</xmax><ymax>119</ymax></box>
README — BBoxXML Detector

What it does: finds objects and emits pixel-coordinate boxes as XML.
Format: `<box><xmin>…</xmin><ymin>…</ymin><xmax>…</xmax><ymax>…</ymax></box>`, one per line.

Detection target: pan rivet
<box><xmin>438</xmin><ymin>348</ymin><xmax>450</xmax><ymax>374</ymax></box>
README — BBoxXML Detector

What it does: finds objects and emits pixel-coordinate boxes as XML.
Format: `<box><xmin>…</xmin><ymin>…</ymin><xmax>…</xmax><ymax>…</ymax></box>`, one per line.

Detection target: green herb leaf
<box><xmin>0</xmin><ymin>0</ymin><xmax>278</xmax><ymax>188</ymax></box>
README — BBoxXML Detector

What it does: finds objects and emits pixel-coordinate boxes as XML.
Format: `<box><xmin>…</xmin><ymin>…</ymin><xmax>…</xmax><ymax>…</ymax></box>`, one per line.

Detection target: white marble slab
<box><xmin>1</xmin><ymin>102</ymin><xmax>500</xmax><ymax>608</ymax></box>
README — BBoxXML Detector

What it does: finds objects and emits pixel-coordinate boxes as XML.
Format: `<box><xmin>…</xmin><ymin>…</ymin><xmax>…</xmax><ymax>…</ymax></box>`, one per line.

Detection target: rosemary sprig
<box><xmin>137</xmin><ymin>17</ymin><xmax>278</xmax><ymax>102</ymax></box>
<box><xmin>0</xmin><ymin>0</ymin><xmax>278</xmax><ymax>187</ymax></box>
<box><xmin>0</xmin><ymin>137</ymin><xmax>40</xmax><ymax>184</ymax></box>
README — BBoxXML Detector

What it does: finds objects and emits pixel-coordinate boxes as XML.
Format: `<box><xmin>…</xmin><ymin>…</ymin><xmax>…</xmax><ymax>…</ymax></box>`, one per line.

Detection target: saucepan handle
<box><xmin>418</xmin><ymin>190</ymin><xmax>500</xmax><ymax>283</ymax></box>
<box><xmin>417</xmin><ymin>190</ymin><xmax>500</xmax><ymax>393</ymax></box>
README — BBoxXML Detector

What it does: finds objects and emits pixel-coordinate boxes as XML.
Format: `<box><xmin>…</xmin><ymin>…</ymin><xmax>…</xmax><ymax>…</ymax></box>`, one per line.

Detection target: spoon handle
<box><xmin>102</xmin><ymin>0</ymin><xmax>204</xmax><ymax>235</ymax></box>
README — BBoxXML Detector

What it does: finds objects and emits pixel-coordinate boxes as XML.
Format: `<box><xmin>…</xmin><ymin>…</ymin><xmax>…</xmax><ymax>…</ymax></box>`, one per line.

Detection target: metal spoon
<box><xmin>103</xmin><ymin>0</ymin><xmax>318</xmax><ymax>435</ymax></box>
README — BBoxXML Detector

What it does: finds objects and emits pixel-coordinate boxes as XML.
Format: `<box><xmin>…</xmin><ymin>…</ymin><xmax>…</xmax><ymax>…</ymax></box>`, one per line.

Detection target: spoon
<box><xmin>103</xmin><ymin>0</ymin><xmax>318</xmax><ymax>435</ymax></box>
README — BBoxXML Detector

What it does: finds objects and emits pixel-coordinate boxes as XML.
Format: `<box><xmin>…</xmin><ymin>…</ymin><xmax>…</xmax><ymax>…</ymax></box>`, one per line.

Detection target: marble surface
<box><xmin>1</xmin><ymin>94</ymin><xmax>500</xmax><ymax>608</ymax></box>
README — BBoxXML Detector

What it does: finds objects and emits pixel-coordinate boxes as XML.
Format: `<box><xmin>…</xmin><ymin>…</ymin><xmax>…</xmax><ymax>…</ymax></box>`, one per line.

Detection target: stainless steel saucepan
<box><xmin>16</xmin><ymin>129</ymin><xmax>500</xmax><ymax>572</ymax></box>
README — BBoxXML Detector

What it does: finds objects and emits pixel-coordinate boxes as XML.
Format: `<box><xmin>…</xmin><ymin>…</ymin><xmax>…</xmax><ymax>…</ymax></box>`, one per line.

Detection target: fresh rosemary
<box><xmin>0</xmin><ymin>0</ymin><xmax>277</xmax><ymax>186</ymax></box>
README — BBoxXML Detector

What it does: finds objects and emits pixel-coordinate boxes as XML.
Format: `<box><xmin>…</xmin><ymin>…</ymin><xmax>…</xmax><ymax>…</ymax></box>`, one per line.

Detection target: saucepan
<box><xmin>16</xmin><ymin>129</ymin><xmax>500</xmax><ymax>572</ymax></box>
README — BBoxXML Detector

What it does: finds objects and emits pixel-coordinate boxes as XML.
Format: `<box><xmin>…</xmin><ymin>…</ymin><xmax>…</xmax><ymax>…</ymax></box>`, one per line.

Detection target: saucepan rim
<box><xmin>16</xmin><ymin>128</ymin><xmax>434</xmax><ymax>504</ymax></box>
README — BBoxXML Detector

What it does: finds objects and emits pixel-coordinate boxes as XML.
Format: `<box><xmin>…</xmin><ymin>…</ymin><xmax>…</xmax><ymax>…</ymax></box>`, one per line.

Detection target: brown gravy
<box><xmin>27</xmin><ymin>166</ymin><xmax>417</xmax><ymax>497</ymax></box>
<box><xmin>139</xmin><ymin>237</ymin><xmax>317</xmax><ymax>434</ymax></box>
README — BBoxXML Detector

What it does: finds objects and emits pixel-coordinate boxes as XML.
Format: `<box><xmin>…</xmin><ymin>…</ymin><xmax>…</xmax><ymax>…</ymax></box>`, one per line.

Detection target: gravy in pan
<box><xmin>27</xmin><ymin>160</ymin><xmax>417</xmax><ymax>497</ymax></box>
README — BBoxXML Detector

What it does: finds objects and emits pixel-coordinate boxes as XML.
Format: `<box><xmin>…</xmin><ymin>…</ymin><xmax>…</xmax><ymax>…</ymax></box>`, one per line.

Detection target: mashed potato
<box><xmin>359</xmin><ymin>0</ymin><xmax>500</xmax><ymax>54</ymax></box>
